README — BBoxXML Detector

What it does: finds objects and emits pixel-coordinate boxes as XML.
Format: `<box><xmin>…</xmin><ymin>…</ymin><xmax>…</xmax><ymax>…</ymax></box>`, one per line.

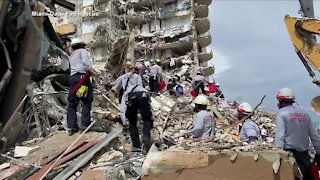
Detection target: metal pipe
<box><xmin>53</xmin><ymin>0</ymin><xmax>75</xmax><ymax>11</ymax></box>
<box><xmin>0</xmin><ymin>95</ymin><xmax>28</xmax><ymax>139</ymax></box>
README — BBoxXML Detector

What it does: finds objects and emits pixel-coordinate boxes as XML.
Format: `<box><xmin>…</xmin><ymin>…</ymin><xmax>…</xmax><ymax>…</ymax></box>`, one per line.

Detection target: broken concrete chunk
<box><xmin>0</xmin><ymin>163</ymin><xmax>10</xmax><ymax>170</ymax></box>
<box><xmin>14</xmin><ymin>146</ymin><xmax>40</xmax><ymax>157</ymax></box>
<box><xmin>80</xmin><ymin>170</ymin><xmax>106</xmax><ymax>180</ymax></box>
<box><xmin>230</xmin><ymin>153</ymin><xmax>238</xmax><ymax>162</ymax></box>
<box><xmin>272</xmin><ymin>157</ymin><xmax>281</xmax><ymax>173</ymax></box>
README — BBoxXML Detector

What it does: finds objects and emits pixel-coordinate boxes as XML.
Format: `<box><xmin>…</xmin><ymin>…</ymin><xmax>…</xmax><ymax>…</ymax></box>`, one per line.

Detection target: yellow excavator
<box><xmin>284</xmin><ymin>0</ymin><xmax>320</xmax><ymax>112</ymax></box>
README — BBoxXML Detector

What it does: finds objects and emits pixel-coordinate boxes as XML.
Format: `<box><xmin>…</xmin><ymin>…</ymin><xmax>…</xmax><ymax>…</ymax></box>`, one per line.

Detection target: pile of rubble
<box><xmin>0</xmin><ymin>66</ymin><xmax>280</xmax><ymax>180</ymax></box>
<box><xmin>0</xmin><ymin>71</ymin><xmax>281</xmax><ymax>180</ymax></box>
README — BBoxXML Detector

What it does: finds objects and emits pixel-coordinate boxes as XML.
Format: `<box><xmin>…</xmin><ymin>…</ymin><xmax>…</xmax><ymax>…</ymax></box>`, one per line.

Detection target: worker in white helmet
<box><xmin>188</xmin><ymin>95</ymin><xmax>215</xmax><ymax>141</ymax></box>
<box><xmin>238</xmin><ymin>102</ymin><xmax>261</xmax><ymax>143</ymax></box>
<box><xmin>275</xmin><ymin>87</ymin><xmax>320</xmax><ymax>180</ymax></box>
<box><xmin>67</xmin><ymin>38</ymin><xmax>93</xmax><ymax>136</ymax></box>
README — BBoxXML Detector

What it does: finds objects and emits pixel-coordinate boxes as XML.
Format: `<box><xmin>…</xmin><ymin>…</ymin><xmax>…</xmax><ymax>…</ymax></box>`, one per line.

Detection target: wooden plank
<box><xmin>27</xmin><ymin>139</ymin><xmax>88</xmax><ymax>180</ymax></box>
<box><xmin>53</xmin><ymin>128</ymin><xmax>122</xmax><ymax>180</ymax></box>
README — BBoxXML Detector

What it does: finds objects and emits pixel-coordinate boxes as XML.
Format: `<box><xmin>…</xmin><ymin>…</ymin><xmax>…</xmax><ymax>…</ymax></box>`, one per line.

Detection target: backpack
<box><xmin>126</xmin><ymin>85</ymin><xmax>139</xmax><ymax>106</ymax></box>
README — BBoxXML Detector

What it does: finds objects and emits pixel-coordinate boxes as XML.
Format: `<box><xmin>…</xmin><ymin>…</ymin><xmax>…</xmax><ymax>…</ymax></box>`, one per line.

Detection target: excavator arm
<box><xmin>284</xmin><ymin>15</ymin><xmax>320</xmax><ymax>85</ymax></box>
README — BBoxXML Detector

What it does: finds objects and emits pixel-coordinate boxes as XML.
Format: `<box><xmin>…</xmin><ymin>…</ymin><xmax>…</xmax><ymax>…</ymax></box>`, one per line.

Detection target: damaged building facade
<box><xmin>51</xmin><ymin>0</ymin><xmax>214</xmax><ymax>77</ymax></box>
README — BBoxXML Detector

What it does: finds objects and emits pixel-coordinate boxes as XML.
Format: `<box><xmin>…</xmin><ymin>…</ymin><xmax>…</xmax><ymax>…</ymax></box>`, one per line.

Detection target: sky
<box><xmin>208</xmin><ymin>1</ymin><xmax>320</xmax><ymax>122</ymax></box>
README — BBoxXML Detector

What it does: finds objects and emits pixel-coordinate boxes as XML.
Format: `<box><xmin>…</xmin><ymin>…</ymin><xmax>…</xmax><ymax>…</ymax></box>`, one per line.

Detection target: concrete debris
<box><xmin>0</xmin><ymin>162</ymin><xmax>10</xmax><ymax>170</ymax></box>
<box><xmin>14</xmin><ymin>146</ymin><xmax>40</xmax><ymax>158</ymax></box>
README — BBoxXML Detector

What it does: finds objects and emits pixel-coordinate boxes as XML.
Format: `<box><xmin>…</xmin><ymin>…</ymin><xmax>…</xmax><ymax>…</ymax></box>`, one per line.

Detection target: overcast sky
<box><xmin>209</xmin><ymin>1</ymin><xmax>320</xmax><ymax>122</ymax></box>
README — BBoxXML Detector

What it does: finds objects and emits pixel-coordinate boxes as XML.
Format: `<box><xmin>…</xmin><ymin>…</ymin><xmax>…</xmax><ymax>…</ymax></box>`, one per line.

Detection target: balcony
<box><xmin>198</xmin><ymin>34</ymin><xmax>211</xmax><ymax>48</ymax></box>
<box><xmin>200</xmin><ymin>66</ymin><xmax>215</xmax><ymax>77</ymax></box>
<box><xmin>194</xmin><ymin>5</ymin><xmax>208</xmax><ymax>18</ymax></box>
<box><xmin>195</xmin><ymin>18</ymin><xmax>210</xmax><ymax>35</ymax></box>
<box><xmin>198</xmin><ymin>51</ymin><xmax>212</xmax><ymax>63</ymax></box>
<box><xmin>195</xmin><ymin>0</ymin><xmax>212</xmax><ymax>6</ymax></box>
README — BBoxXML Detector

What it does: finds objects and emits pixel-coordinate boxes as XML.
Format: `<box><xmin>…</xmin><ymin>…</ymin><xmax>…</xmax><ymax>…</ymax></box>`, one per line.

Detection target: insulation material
<box><xmin>83</xmin><ymin>0</ymin><xmax>94</xmax><ymax>7</ymax></box>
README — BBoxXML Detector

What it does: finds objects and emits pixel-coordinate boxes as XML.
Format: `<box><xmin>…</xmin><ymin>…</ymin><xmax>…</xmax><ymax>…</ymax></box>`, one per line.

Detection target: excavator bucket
<box><xmin>311</xmin><ymin>96</ymin><xmax>320</xmax><ymax>114</ymax></box>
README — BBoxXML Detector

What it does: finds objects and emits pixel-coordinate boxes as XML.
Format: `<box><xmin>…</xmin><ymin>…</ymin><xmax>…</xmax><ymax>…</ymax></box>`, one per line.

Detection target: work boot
<box><xmin>131</xmin><ymin>147</ymin><xmax>142</xmax><ymax>153</ymax></box>
<box><xmin>142</xmin><ymin>137</ymin><xmax>152</xmax><ymax>155</ymax></box>
<box><xmin>67</xmin><ymin>129</ymin><xmax>78</xmax><ymax>136</ymax></box>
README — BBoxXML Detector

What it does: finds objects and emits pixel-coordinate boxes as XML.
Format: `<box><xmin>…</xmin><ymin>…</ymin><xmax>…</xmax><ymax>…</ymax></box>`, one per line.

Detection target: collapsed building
<box><xmin>0</xmin><ymin>0</ymin><xmax>302</xmax><ymax>180</ymax></box>
<box><xmin>51</xmin><ymin>0</ymin><xmax>214</xmax><ymax>77</ymax></box>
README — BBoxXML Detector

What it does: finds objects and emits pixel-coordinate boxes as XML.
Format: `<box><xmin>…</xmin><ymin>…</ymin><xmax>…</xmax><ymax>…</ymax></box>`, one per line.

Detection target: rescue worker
<box><xmin>192</xmin><ymin>71</ymin><xmax>207</xmax><ymax>96</ymax></box>
<box><xmin>188</xmin><ymin>95</ymin><xmax>215</xmax><ymax>141</ymax></box>
<box><xmin>149</xmin><ymin>59</ymin><xmax>162</xmax><ymax>94</ymax></box>
<box><xmin>142</xmin><ymin>61</ymin><xmax>151</xmax><ymax>87</ymax></box>
<box><xmin>115</xmin><ymin>64</ymin><xmax>143</xmax><ymax>104</ymax></box>
<box><xmin>215</xmin><ymin>83</ymin><xmax>225</xmax><ymax>99</ymax></box>
<box><xmin>275</xmin><ymin>87</ymin><xmax>320</xmax><ymax>180</ymax></box>
<box><xmin>167</xmin><ymin>75</ymin><xmax>179</xmax><ymax>96</ymax></box>
<box><xmin>67</xmin><ymin>38</ymin><xmax>93</xmax><ymax>136</ymax></box>
<box><xmin>238</xmin><ymin>102</ymin><xmax>262</xmax><ymax>142</ymax></box>
<box><xmin>120</xmin><ymin>84</ymin><xmax>153</xmax><ymax>153</ymax></box>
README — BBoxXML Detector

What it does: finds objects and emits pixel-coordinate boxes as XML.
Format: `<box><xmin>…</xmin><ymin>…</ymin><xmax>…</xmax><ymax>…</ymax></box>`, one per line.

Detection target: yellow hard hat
<box><xmin>194</xmin><ymin>95</ymin><xmax>209</xmax><ymax>106</ymax></box>
<box><xmin>155</xmin><ymin>58</ymin><xmax>161</xmax><ymax>63</ymax></box>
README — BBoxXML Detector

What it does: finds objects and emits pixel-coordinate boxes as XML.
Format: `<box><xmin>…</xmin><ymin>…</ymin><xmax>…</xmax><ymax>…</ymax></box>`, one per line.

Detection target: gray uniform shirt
<box><xmin>189</xmin><ymin>110</ymin><xmax>215</xmax><ymax>139</ymax></box>
<box><xmin>192</xmin><ymin>75</ymin><xmax>205</xmax><ymax>83</ymax></box>
<box><xmin>120</xmin><ymin>85</ymin><xmax>148</xmax><ymax>124</ymax></box>
<box><xmin>69</xmin><ymin>49</ymin><xmax>92</xmax><ymax>76</ymax></box>
<box><xmin>240</xmin><ymin>119</ymin><xmax>262</xmax><ymax>142</ymax></box>
<box><xmin>149</xmin><ymin>64</ymin><xmax>162</xmax><ymax>76</ymax></box>
<box><xmin>275</xmin><ymin>106</ymin><xmax>320</xmax><ymax>153</ymax></box>
<box><xmin>115</xmin><ymin>72</ymin><xmax>143</xmax><ymax>92</ymax></box>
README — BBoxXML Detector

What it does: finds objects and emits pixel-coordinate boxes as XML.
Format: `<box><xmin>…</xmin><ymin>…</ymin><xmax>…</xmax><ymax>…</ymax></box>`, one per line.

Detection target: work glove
<box><xmin>314</xmin><ymin>154</ymin><xmax>320</xmax><ymax>168</ymax></box>
<box><xmin>76</xmin><ymin>85</ymin><xmax>88</xmax><ymax>98</ymax></box>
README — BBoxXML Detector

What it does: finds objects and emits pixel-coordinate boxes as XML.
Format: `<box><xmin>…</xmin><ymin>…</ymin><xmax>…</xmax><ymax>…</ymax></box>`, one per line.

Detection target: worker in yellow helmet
<box><xmin>188</xmin><ymin>95</ymin><xmax>215</xmax><ymax>141</ymax></box>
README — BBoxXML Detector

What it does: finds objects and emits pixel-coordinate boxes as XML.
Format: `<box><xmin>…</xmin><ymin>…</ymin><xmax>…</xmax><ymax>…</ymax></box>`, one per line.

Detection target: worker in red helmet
<box><xmin>114</xmin><ymin>63</ymin><xmax>143</xmax><ymax>127</ymax></box>
<box><xmin>121</xmin><ymin>83</ymin><xmax>153</xmax><ymax>153</ymax></box>
<box><xmin>237</xmin><ymin>102</ymin><xmax>261</xmax><ymax>143</ymax></box>
<box><xmin>275</xmin><ymin>88</ymin><xmax>320</xmax><ymax>180</ymax></box>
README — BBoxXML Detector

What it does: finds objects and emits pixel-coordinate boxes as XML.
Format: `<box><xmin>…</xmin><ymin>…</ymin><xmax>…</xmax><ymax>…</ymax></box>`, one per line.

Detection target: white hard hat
<box><xmin>194</xmin><ymin>95</ymin><xmax>209</xmax><ymax>106</ymax></box>
<box><xmin>144</xmin><ymin>61</ymin><xmax>150</xmax><ymax>67</ymax></box>
<box><xmin>276</xmin><ymin>87</ymin><xmax>295</xmax><ymax>101</ymax></box>
<box><xmin>70</xmin><ymin>38</ymin><xmax>86</xmax><ymax>46</ymax></box>
<box><xmin>126</xmin><ymin>61</ymin><xmax>132</xmax><ymax>66</ymax></box>
<box><xmin>238</xmin><ymin>102</ymin><xmax>253</xmax><ymax>114</ymax></box>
